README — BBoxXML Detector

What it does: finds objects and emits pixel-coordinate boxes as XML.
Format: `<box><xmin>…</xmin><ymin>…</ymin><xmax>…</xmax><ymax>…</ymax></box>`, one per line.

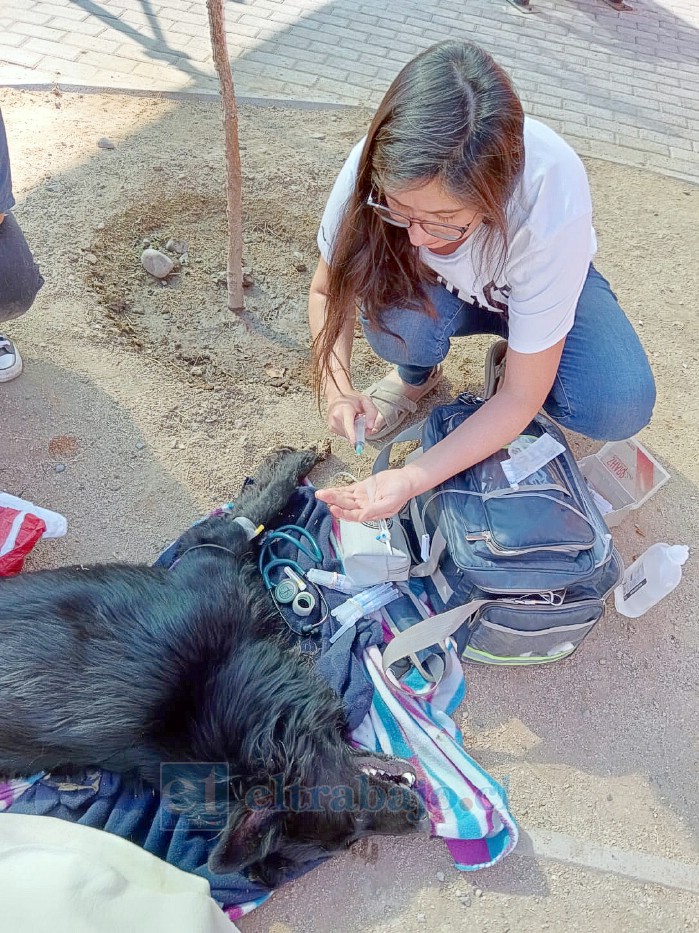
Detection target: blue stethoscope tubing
<box><xmin>257</xmin><ymin>524</ymin><xmax>328</xmax><ymax>632</ymax></box>
<box><xmin>258</xmin><ymin>524</ymin><xmax>323</xmax><ymax>590</ymax></box>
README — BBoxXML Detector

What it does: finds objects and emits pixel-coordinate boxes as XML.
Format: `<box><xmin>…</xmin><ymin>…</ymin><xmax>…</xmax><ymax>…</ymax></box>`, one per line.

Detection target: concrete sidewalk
<box><xmin>0</xmin><ymin>0</ymin><xmax>698</xmax><ymax>182</ymax></box>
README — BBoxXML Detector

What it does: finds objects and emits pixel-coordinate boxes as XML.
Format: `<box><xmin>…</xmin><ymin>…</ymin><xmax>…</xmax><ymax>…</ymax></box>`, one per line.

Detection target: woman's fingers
<box><xmin>326</xmin><ymin>503</ymin><xmax>371</xmax><ymax>522</ymax></box>
<box><xmin>316</xmin><ymin>484</ymin><xmax>390</xmax><ymax>522</ymax></box>
<box><xmin>326</xmin><ymin>395</ymin><xmax>363</xmax><ymax>441</ymax></box>
<box><xmin>344</xmin><ymin>408</ymin><xmax>360</xmax><ymax>443</ymax></box>
<box><xmin>315</xmin><ymin>485</ymin><xmax>364</xmax><ymax>510</ymax></box>
<box><xmin>359</xmin><ymin>396</ymin><xmax>380</xmax><ymax>433</ymax></box>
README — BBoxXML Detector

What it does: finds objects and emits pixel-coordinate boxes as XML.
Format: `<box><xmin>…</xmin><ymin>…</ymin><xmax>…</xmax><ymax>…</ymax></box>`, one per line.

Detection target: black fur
<box><xmin>0</xmin><ymin>448</ymin><xmax>427</xmax><ymax>887</ymax></box>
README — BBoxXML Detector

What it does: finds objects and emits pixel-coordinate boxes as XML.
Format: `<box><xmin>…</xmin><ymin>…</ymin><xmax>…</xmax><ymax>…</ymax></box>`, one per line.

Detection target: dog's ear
<box><xmin>208</xmin><ymin>804</ymin><xmax>282</xmax><ymax>875</ymax></box>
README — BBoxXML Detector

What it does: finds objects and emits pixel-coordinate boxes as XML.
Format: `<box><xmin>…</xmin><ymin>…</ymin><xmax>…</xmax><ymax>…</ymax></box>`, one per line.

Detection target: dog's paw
<box><xmin>259</xmin><ymin>446</ymin><xmax>322</xmax><ymax>479</ymax></box>
<box><xmin>308</xmin><ymin>439</ymin><xmax>331</xmax><ymax>462</ymax></box>
<box><xmin>282</xmin><ymin>447</ymin><xmax>322</xmax><ymax>481</ymax></box>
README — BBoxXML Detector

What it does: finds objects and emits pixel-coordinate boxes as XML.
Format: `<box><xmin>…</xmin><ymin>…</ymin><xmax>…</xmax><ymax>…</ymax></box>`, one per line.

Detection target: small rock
<box><xmin>242</xmin><ymin>272</ymin><xmax>255</xmax><ymax>288</ymax></box>
<box><xmin>96</xmin><ymin>222</ymin><xmax>105</xmax><ymax>230</ymax></box>
<box><xmin>637</xmin><ymin>320</ymin><xmax>644</xmax><ymax>326</ymax></box>
<box><xmin>234</xmin><ymin>419</ymin><xmax>244</xmax><ymax>429</ymax></box>
<box><xmin>190</xmin><ymin>365</ymin><xmax>204</xmax><ymax>376</ymax></box>
<box><xmin>294</xmin><ymin>261</ymin><xmax>308</xmax><ymax>273</ymax></box>
<box><xmin>86</xmin><ymin>253</ymin><xmax>98</xmax><ymax>264</ymax></box>
<box><xmin>292</xmin><ymin>251</ymin><xmax>304</xmax><ymax>261</ymax></box>
<box><xmin>153</xmin><ymin>164</ymin><xmax>163</xmax><ymax>172</ymax></box>
<box><xmin>54</xmin><ymin>464</ymin><xmax>66</xmax><ymax>473</ymax></box>
<box><xmin>141</xmin><ymin>248</ymin><xmax>175</xmax><ymax>279</ymax></box>
<box><xmin>415</xmin><ymin>913</ymin><xmax>426</xmax><ymax>922</ymax></box>
<box><xmin>475</xmin><ymin>888</ymin><xmax>483</xmax><ymax>898</ymax></box>
<box><xmin>268</xmin><ymin>376</ymin><xmax>285</xmax><ymax>388</ymax></box>
<box><xmin>97</xmin><ymin>136</ymin><xmax>115</xmax><ymax>149</ymax></box>
<box><xmin>310</xmin><ymin>132</ymin><xmax>326</xmax><ymax>139</ymax></box>
<box><xmin>460</xmin><ymin>896</ymin><xmax>471</xmax><ymax>907</ymax></box>
<box><xmin>165</xmin><ymin>237</ymin><xmax>187</xmax><ymax>255</ymax></box>
<box><xmin>135</xmin><ymin>441</ymin><xmax>145</xmax><ymax>450</ymax></box>
<box><xmin>436</xmin><ymin>871</ymin><xmax>445</xmax><ymax>883</ymax></box>
<box><xmin>170</xmin><ymin>439</ymin><xmax>178</xmax><ymax>449</ymax></box>
<box><xmin>599</xmin><ymin>659</ymin><xmax>606</xmax><ymax>665</ymax></box>
<box><xmin>142</xmin><ymin>238</ymin><xmax>151</xmax><ymax>248</ymax></box>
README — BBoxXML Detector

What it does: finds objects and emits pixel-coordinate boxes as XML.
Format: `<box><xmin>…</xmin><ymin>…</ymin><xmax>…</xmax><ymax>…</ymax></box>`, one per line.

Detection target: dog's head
<box><xmin>208</xmin><ymin>748</ymin><xmax>429</xmax><ymax>887</ymax></box>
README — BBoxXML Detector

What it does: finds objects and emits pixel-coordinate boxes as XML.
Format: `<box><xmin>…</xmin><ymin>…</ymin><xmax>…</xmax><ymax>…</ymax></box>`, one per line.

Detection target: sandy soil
<box><xmin>1</xmin><ymin>87</ymin><xmax>698</xmax><ymax>932</ymax></box>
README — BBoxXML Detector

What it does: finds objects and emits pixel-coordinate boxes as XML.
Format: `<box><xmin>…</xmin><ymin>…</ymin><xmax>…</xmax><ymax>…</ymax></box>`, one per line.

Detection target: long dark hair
<box><xmin>313</xmin><ymin>40</ymin><xmax>525</xmax><ymax>399</ymax></box>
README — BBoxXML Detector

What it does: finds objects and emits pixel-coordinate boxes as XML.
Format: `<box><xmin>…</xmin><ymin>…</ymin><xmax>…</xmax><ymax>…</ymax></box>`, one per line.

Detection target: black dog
<box><xmin>0</xmin><ymin>448</ymin><xmax>427</xmax><ymax>887</ymax></box>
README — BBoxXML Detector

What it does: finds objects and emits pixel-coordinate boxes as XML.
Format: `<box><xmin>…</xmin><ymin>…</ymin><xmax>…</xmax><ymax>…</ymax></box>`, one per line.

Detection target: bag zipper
<box><xmin>465</xmin><ymin>530</ymin><xmax>590</xmax><ymax>557</ymax></box>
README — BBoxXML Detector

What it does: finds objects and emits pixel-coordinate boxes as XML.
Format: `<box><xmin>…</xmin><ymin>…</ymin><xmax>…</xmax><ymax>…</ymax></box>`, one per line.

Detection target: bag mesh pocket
<box><xmin>462</xmin><ymin>600</ymin><xmax>604</xmax><ymax>665</ymax></box>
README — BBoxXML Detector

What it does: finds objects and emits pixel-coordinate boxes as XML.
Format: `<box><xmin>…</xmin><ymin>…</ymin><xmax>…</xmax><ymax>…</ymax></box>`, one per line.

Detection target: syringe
<box><xmin>354</xmin><ymin>414</ymin><xmax>366</xmax><ymax>456</ymax></box>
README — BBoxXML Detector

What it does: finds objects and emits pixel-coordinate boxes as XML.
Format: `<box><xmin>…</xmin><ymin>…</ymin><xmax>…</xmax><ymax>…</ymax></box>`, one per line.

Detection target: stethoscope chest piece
<box><xmin>274</xmin><ymin>578</ymin><xmax>299</xmax><ymax>604</ymax></box>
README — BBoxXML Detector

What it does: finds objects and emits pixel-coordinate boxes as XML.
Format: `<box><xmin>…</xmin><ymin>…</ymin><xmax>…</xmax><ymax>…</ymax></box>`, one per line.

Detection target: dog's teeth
<box><xmin>369</xmin><ymin>768</ymin><xmax>378</xmax><ymax>775</ymax></box>
<box><xmin>402</xmin><ymin>772</ymin><xmax>416</xmax><ymax>786</ymax></box>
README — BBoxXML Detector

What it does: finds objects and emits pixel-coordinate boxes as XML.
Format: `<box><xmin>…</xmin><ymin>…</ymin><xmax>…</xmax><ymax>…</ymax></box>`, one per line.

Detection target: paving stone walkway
<box><xmin>1</xmin><ymin>0</ymin><xmax>698</xmax><ymax>181</ymax></box>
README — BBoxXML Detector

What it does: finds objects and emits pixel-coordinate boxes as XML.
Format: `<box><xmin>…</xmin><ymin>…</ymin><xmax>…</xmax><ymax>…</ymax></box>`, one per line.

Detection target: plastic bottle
<box><xmin>614</xmin><ymin>543</ymin><xmax>689</xmax><ymax>618</ymax></box>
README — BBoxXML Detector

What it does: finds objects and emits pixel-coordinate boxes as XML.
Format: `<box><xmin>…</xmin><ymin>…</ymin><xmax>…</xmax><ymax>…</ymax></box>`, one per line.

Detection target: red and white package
<box><xmin>0</xmin><ymin>493</ymin><xmax>68</xmax><ymax>577</ymax></box>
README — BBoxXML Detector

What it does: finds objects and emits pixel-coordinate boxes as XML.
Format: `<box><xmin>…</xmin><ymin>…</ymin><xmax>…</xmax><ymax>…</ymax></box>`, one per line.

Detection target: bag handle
<box><xmin>381</xmin><ymin>598</ymin><xmax>490</xmax><ymax>674</ymax></box>
<box><xmin>372</xmin><ymin>421</ymin><xmax>425</xmax><ymax>475</ymax></box>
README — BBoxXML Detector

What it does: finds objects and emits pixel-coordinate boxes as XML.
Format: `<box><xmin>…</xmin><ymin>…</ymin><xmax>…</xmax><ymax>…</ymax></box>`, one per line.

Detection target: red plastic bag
<box><xmin>0</xmin><ymin>507</ymin><xmax>47</xmax><ymax>576</ymax></box>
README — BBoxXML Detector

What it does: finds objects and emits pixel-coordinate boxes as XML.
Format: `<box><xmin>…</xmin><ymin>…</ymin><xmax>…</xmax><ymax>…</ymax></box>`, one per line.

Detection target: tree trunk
<box><xmin>206</xmin><ymin>0</ymin><xmax>244</xmax><ymax>313</ymax></box>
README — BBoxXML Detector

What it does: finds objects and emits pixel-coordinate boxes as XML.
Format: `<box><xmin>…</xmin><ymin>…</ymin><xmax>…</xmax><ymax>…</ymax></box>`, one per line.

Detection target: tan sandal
<box><xmin>364</xmin><ymin>365</ymin><xmax>443</xmax><ymax>441</ymax></box>
<box><xmin>483</xmin><ymin>339</ymin><xmax>508</xmax><ymax>400</ymax></box>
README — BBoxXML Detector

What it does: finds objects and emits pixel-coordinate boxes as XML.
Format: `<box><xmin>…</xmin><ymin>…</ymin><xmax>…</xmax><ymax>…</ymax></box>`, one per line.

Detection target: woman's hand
<box><xmin>316</xmin><ymin>468</ymin><xmax>415</xmax><ymax>522</ymax></box>
<box><xmin>326</xmin><ymin>392</ymin><xmax>379</xmax><ymax>445</ymax></box>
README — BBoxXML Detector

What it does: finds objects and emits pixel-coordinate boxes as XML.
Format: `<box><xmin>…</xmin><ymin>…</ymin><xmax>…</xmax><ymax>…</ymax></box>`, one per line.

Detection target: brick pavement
<box><xmin>0</xmin><ymin>0</ymin><xmax>698</xmax><ymax>181</ymax></box>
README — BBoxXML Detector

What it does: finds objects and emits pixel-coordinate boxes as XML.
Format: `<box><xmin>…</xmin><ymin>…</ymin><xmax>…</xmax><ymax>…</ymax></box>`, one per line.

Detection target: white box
<box><xmin>578</xmin><ymin>438</ymin><xmax>670</xmax><ymax>528</ymax></box>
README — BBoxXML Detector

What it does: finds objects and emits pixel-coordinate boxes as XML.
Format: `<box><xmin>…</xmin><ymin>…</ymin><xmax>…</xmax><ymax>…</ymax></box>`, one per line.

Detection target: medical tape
<box><xmin>501</xmin><ymin>433</ymin><xmax>566</xmax><ymax>488</ymax></box>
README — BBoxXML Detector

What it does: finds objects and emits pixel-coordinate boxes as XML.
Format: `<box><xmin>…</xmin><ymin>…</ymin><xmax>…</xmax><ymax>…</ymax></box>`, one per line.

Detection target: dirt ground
<box><xmin>1</xmin><ymin>88</ymin><xmax>698</xmax><ymax>932</ymax></box>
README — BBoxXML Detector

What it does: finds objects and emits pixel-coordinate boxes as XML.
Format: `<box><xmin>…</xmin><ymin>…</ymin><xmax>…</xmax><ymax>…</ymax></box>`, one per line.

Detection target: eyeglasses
<box><xmin>366</xmin><ymin>191</ymin><xmax>476</xmax><ymax>242</ymax></box>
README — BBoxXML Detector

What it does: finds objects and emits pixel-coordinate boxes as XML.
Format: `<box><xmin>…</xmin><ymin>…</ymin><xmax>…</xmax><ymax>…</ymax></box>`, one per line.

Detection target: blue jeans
<box><xmin>360</xmin><ymin>264</ymin><xmax>656</xmax><ymax>441</ymax></box>
<box><xmin>0</xmin><ymin>211</ymin><xmax>44</xmax><ymax>323</ymax></box>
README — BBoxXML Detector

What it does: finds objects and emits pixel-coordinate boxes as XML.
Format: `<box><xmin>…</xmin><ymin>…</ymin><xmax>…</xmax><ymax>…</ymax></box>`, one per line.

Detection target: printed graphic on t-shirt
<box><xmin>438</xmin><ymin>275</ymin><xmax>511</xmax><ymax>316</ymax></box>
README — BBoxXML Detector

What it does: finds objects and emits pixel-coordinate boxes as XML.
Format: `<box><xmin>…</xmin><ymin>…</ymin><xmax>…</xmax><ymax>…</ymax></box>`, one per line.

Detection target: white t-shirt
<box><xmin>317</xmin><ymin>118</ymin><xmax>597</xmax><ymax>354</ymax></box>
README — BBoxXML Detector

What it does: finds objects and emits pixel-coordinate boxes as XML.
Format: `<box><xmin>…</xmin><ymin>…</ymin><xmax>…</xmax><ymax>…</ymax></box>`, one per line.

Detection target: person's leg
<box><xmin>543</xmin><ymin>265</ymin><xmax>656</xmax><ymax>440</ymax></box>
<box><xmin>360</xmin><ymin>283</ymin><xmax>507</xmax><ymax>386</ymax></box>
<box><xmin>0</xmin><ymin>211</ymin><xmax>44</xmax><ymax>323</ymax></box>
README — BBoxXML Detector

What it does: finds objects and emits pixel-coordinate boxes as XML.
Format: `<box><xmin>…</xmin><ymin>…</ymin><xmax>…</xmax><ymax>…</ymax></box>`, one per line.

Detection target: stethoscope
<box><xmin>257</xmin><ymin>524</ymin><xmax>329</xmax><ymax>636</ymax></box>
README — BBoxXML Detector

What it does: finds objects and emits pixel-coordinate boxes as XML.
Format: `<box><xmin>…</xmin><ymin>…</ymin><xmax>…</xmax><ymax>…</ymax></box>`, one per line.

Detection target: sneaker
<box><xmin>483</xmin><ymin>339</ymin><xmax>507</xmax><ymax>400</ymax></box>
<box><xmin>0</xmin><ymin>334</ymin><xmax>23</xmax><ymax>382</ymax></box>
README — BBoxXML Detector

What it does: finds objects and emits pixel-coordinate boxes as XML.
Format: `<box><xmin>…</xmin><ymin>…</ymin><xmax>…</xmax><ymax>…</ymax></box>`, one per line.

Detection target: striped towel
<box><xmin>352</xmin><ymin>639</ymin><xmax>517</xmax><ymax>869</ymax></box>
